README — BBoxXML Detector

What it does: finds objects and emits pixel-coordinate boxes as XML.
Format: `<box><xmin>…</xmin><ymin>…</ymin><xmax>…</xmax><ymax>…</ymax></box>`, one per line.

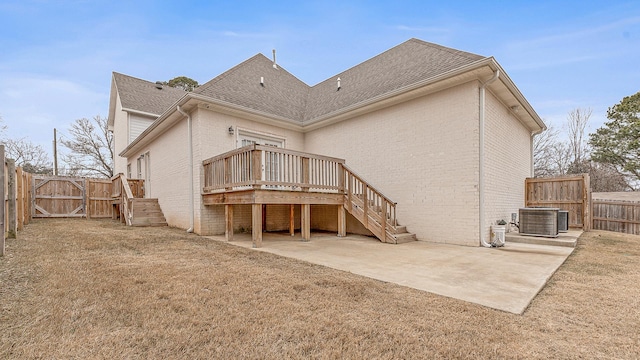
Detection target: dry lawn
<box><xmin>1</xmin><ymin>219</ymin><xmax>639</xmax><ymax>359</ymax></box>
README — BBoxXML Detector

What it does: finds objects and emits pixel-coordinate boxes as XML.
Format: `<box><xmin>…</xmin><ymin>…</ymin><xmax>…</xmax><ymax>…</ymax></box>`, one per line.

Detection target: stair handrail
<box><xmin>341</xmin><ymin>165</ymin><xmax>397</xmax><ymax>206</ymax></box>
<box><xmin>116</xmin><ymin>173</ymin><xmax>134</xmax><ymax>226</ymax></box>
<box><xmin>342</xmin><ymin>165</ymin><xmax>398</xmax><ymax>240</ymax></box>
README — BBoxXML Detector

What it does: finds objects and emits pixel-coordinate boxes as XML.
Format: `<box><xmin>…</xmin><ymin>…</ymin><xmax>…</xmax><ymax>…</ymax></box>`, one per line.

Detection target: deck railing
<box><xmin>202</xmin><ymin>145</ymin><xmax>346</xmax><ymax>193</ymax></box>
<box><xmin>202</xmin><ymin>146</ymin><xmax>400</xmax><ymax>241</ymax></box>
<box><xmin>343</xmin><ymin>165</ymin><xmax>397</xmax><ymax>241</ymax></box>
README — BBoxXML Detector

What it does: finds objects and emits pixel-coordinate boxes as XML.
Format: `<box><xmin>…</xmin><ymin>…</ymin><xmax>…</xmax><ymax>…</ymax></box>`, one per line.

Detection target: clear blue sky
<box><xmin>1</xmin><ymin>0</ymin><xmax>639</xmax><ymax>157</ymax></box>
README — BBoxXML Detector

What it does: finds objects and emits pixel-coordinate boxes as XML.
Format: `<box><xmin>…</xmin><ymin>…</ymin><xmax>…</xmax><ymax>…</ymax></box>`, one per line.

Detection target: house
<box><xmin>107</xmin><ymin>38</ymin><xmax>546</xmax><ymax>247</ymax></box>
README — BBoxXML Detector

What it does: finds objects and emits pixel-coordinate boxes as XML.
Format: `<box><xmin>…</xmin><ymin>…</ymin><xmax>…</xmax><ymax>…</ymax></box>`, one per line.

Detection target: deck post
<box><xmin>289</xmin><ymin>204</ymin><xmax>295</xmax><ymax>236</ymax></box>
<box><xmin>225</xmin><ymin>204</ymin><xmax>234</xmax><ymax>241</ymax></box>
<box><xmin>338</xmin><ymin>164</ymin><xmax>345</xmax><ymax>193</ymax></box>
<box><xmin>252</xmin><ymin>203</ymin><xmax>263</xmax><ymax>247</ymax></box>
<box><xmin>301</xmin><ymin>203</ymin><xmax>310</xmax><ymax>241</ymax></box>
<box><xmin>337</xmin><ymin>204</ymin><xmax>346</xmax><ymax>237</ymax></box>
<box><xmin>252</xmin><ymin>148</ymin><xmax>262</xmax><ymax>189</ymax></box>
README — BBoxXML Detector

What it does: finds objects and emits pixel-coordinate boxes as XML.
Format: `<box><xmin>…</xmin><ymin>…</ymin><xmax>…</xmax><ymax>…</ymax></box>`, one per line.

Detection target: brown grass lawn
<box><xmin>1</xmin><ymin>219</ymin><xmax>639</xmax><ymax>359</ymax></box>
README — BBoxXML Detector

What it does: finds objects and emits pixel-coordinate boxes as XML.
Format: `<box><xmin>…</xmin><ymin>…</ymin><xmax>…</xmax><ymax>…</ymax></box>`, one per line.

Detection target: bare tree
<box><xmin>533</xmin><ymin>125</ymin><xmax>576</xmax><ymax>177</ymax></box>
<box><xmin>533</xmin><ymin>125</ymin><xmax>559</xmax><ymax>177</ymax></box>
<box><xmin>566</xmin><ymin>107</ymin><xmax>592</xmax><ymax>167</ymax></box>
<box><xmin>60</xmin><ymin>115</ymin><xmax>113</xmax><ymax>178</ymax></box>
<box><xmin>0</xmin><ymin>116</ymin><xmax>52</xmax><ymax>174</ymax></box>
<box><xmin>2</xmin><ymin>138</ymin><xmax>51</xmax><ymax>174</ymax></box>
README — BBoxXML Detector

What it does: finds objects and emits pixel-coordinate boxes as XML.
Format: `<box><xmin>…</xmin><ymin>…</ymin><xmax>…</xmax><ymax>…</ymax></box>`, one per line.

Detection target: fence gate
<box><xmin>32</xmin><ymin>176</ymin><xmax>86</xmax><ymax>218</ymax></box>
<box><xmin>524</xmin><ymin>174</ymin><xmax>591</xmax><ymax>231</ymax></box>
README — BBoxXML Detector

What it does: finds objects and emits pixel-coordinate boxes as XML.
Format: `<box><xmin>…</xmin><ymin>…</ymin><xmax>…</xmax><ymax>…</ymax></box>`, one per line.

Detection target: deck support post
<box><xmin>289</xmin><ymin>204</ymin><xmax>295</xmax><ymax>236</ymax></box>
<box><xmin>301</xmin><ymin>203</ymin><xmax>310</xmax><ymax>241</ymax></box>
<box><xmin>337</xmin><ymin>204</ymin><xmax>346</xmax><ymax>237</ymax></box>
<box><xmin>252</xmin><ymin>203</ymin><xmax>263</xmax><ymax>248</ymax></box>
<box><xmin>225</xmin><ymin>204</ymin><xmax>233</xmax><ymax>241</ymax></box>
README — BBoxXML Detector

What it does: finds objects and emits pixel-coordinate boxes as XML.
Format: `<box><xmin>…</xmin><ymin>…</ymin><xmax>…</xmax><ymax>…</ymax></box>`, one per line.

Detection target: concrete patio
<box><xmin>207</xmin><ymin>231</ymin><xmax>578</xmax><ymax>314</ymax></box>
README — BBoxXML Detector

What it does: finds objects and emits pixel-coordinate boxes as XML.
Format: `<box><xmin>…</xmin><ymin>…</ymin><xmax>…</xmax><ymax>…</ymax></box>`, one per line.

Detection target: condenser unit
<box><xmin>519</xmin><ymin>208</ymin><xmax>559</xmax><ymax>238</ymax></box>
<box><xmin>558</xmin><ymin>210</ymin><xmax>569</xmax><ymax>232</ymax></box>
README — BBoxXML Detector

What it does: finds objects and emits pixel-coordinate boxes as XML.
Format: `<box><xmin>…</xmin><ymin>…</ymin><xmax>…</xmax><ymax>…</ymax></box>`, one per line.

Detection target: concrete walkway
<box><xmin>207</xmin><ymin>232</ymin><xmax>576</xmax><ymax>314</ymax></box>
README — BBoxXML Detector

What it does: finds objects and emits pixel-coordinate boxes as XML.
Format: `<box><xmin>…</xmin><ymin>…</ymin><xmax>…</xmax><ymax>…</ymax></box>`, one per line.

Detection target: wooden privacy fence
<box><xmin>2</xmin><ymin>146</ymin><xmax>34</xmax><ymax>255</ymax></box>
<box><xmin>592</xmin><ymin>194</ymin><xmax>640</xmax><ymax>235</ymax></box>
<box><xmin>32</xmin><ymin>176</ymin><xmax>131</xmax><ymax>219</ymax></box>
<box><xmin>525</xmin><ymin>174</ymin><xmax>591</xmax><ymax>230</ymax></box>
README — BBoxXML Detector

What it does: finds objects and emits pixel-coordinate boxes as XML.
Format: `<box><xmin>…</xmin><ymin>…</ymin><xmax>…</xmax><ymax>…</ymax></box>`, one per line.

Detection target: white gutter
<box><xmin>177</xmin><ymin>105</ymin><xmax>195</xmax><ymax>233</ymax></box>
<box><xmin>479</xmin><ymin>70</ymin><xmax>499</xmax><ymax>247</ymax></box>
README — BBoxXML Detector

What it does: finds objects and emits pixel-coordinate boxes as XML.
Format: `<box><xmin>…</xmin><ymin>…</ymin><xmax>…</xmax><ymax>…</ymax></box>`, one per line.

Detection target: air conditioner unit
<box><xmin>558</xmin><ymin>210</ymin><xmax>569</xmax><ymax>232</ymax></box>
<box><xmin>519</xmin><ymin>208</ymin><xmax>559</xmax><ymax>238</ymax></box>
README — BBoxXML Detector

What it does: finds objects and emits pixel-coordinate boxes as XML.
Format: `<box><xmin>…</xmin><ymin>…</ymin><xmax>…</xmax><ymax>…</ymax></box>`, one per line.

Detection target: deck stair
<box><xmin>343</xmin><ymin>166</ymin><xmax>416</xmax><ymax>244</ymax></box>
<box><xmin>111</xmin><ymin>174</ymin><xmax>167</xmax><ymax>227</ymax></box>
<box><xmin>130</xmin><ymin>198</ymin><xmax>167</xmax><ymax>227</ymax></box>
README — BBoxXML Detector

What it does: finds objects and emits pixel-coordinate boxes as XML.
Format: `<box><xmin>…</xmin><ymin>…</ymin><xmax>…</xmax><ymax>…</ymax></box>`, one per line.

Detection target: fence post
<box><xmin>583</xmin><ymin>173</ymin><xmax>591</xmax><ymax>231</ymax></box>
<box><xmin>7</xmin><ymin>159</ymin><xmax>16</xmax><ymax>239</ymax></box>
<box><xmin>16</xmin><ymin>167</ymin><xmax>24</xmax><ymax>231</ymax></box>
<box><xmin>1</xmin><ymin>145</ymin><xmax>5</xmax><ymax>256</ymax></box>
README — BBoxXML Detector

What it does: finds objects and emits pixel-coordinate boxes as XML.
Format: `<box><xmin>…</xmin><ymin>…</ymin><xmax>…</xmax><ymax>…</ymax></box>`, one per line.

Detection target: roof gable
<box><xmin>194</xmin><ymin>54</ymin><xmax>310</xmax><ymax>121</ymax></box>
<box><xmin>112</xmin><ymin>72</ymin><xmax>186</xmax><ymax>116</ymax></box>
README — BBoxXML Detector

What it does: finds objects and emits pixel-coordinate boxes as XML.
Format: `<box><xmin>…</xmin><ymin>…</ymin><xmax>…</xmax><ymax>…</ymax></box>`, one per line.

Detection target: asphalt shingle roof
<box><xmin>304</xmin><ymin>38</ymin><xmax>485</xmax><ymax>122</ymax></box>
<box><xmin>113</xmin><ymin>38</ymin><xmax>486</xmax><ymax>123</ymax></box>
<box><xmin>112</xmin><ymin>72</ymin><xmax>186</xmax><ymax>116</ymax></box>
<box><xmin>194</xmin><ymin>54</ymin><xmax>309</xmax><ymax>121</ymax></box>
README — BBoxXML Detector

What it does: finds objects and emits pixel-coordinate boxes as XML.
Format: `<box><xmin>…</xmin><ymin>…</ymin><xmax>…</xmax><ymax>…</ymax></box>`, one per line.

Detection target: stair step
<box><xmin>128</xmin><ymin>198</ymin><xmax>167</xmax><ymax>227</ymax></box>
<box><xmin>394</xmin><ymin>225</ymin><xmax>407</xmax><ymax>234</ymax></box>
<box><xmin>392</xmin><ymin>233</ymin><xmax>417</xmax><ymax>244</ymax></box>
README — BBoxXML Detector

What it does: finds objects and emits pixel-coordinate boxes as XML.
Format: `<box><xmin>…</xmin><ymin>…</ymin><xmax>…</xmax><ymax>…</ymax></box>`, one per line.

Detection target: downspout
<box><xmin>530</xmin><ymin>129</ymin><xmax>544</xmax><ymax>177</ymax></box>
<box><xmin>479</xmin><ymin>69</ymin><xmax>499</xmax><ymax>247</ymax></box>
<box><xmin>177</xmin><ymin>105</ymin><xmax>195</xmax><ymax>233</ymax></box>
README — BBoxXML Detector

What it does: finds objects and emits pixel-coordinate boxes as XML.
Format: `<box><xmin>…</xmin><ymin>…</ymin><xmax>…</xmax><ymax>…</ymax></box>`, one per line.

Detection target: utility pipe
<box><xmin>479</xmin><ymin>69</ymin><xmax>500</xmax><ymax>247</ymax></box>
<box><xmin>177</xmin><ymin>105</ymin><xmax>195</xmax><ymax>233</ymax></box>
<box><xmin>530</xmin><ymin>129</ymin><xmax>544</xmax><ymax>177</ymax></box>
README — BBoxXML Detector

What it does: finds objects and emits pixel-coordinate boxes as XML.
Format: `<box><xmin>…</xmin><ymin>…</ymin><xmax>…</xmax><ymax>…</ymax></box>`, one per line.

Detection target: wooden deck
<box><xmin>202</xmin><ymin>145</ymin><xmax>415</xmax><ymax>247</ymax></box>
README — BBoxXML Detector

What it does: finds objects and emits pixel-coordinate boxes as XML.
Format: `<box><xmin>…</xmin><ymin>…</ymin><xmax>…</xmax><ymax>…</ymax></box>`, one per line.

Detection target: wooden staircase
<box><xmin>343</xmin><ymin>166</ymin><xmax>416</xmax><ymax>244</ymax></box>
<box><xmin>130</xmin><ymin>198</ymin><xmax>167</xmax><ymax>227</ymax></box>
<box><xmin>112</xmin><ymin>174</ymin><xmax>167</xmax><ymax>227</ymax></box>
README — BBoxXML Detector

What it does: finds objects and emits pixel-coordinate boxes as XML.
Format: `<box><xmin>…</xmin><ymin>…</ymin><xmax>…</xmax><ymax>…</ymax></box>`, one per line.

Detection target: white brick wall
<box><xmin>123</xmin><ymin>82</ymin><xmax>535</xmax><ymax>246</ymax></box>
<box><xmin>483</xmin><ymin>90</ymin><xmax>532</xmax><ymax>238</ymax></box>
<box><xmin>304</xmin><ymin>82</ymin><xmax>481</xmax><ymax>246</ymax></box>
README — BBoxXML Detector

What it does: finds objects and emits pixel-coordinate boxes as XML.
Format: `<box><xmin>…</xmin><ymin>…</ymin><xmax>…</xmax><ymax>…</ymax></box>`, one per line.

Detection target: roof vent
<box><xmin>337</xmin><ymin>77</ymin><xmax>341</xmax><ymax>91</ymax></box>
<box><xmin>155</xmin><ymin>81</ymin><xmax>163</xmax><ymax>90</ymax></box>
<box><xmin>260</xmin><ymin>76</ymin><xmax>264</xmax><ymax>87</ymax></box>
<box><xmin>272</xmin><ymin>49</ymin><xmax>278</xmax><ymax>69</ymax></box>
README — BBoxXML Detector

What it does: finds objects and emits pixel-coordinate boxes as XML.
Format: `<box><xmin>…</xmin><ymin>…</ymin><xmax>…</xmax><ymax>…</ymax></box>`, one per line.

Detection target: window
<box><xmin>127</xmin><ymin>164</ymin><xmax>132</xmax><ymax>179</ymax></box>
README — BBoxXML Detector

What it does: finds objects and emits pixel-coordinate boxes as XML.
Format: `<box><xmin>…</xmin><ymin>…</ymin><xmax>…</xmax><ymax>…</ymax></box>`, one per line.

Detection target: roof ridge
<box><xmin>406</xmin><ymin>38</ymin><xmax>485</xmax><ymax>60</ymax></box>
<box><xmin>310</xmin><ymin>38</ymin><xmax>484</xmax><ymax>89</ymax></box>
